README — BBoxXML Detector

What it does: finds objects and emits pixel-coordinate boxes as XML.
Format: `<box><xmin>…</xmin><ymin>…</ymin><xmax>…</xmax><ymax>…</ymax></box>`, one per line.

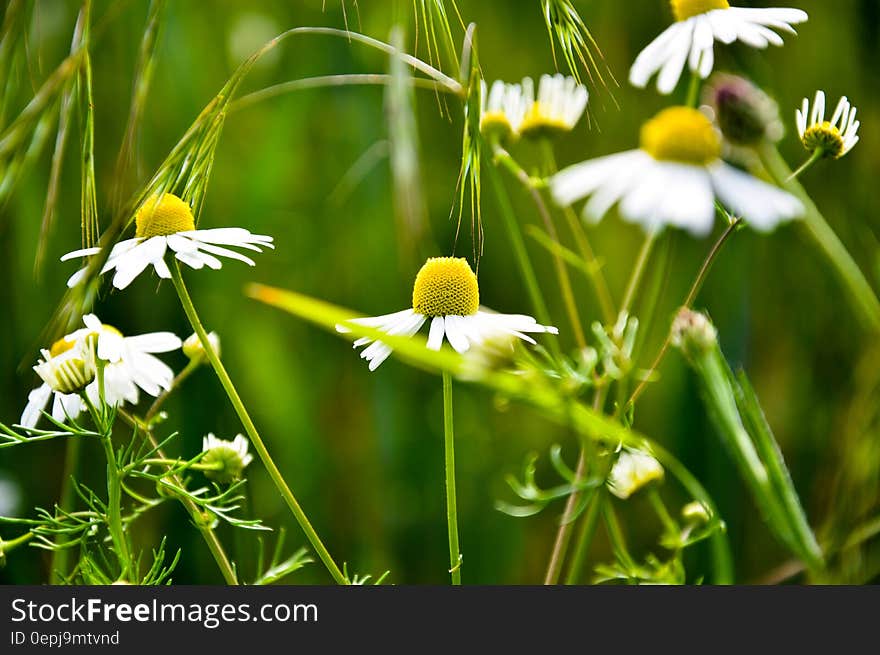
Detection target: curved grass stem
<box><xmin>168</xmin><ymin>260</ymin><xmax>346</xmax><ymax>584</ymax></box>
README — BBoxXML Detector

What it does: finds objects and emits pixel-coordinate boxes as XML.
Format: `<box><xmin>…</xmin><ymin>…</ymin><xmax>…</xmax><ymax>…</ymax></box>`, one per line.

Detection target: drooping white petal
<box><xmin>443</xmin><ymin>315</ymin><xmax>470</xmax><ymax>353</ymax></box>
<box><xmin>709</xmin><ymin>161</ymin><xmax>803</xmax><ymax>231</ymax></box>
<box><xmin>20</xmin><ymin>384</ymin><xmax>52</xmax><ymax>429</ymax></box>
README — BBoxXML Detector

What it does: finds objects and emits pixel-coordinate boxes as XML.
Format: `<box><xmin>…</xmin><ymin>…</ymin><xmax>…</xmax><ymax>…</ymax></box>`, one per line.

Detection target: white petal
<box><xmin>443</xmin><ymin>315</ymin><xmax>470</xmax><ymax>353</ymax></box>
<box><xmin>709</xmin><ymin>162</ymin><xmax>803</xmax><ymax>231</ymax></box>
<box><xmin>124</xmin><ymin>332</ymin><xmax>182</xmax><ymax>353</ymax></box>
<box><xmin>427</xmin><ymin>316</ymin><xmax>446</xmax><ymax>351</ymax></box>
<box><xmin>20</xmin><ymin>384</ymin><xmax>52</xmax><ymax>428</ymax></box>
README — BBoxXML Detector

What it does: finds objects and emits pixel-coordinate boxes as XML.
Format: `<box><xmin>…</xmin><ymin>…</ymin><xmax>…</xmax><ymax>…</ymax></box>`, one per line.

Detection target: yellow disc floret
<box><xmin>480</xmin><ymin>111</ymin><xmax>514</xmax><ymax>143</ymax></box>
<box><xmin>802</xmin><ymin>122</ymin><xmax>846</xmax><ymax>159</ymax></box>
<box><xmin>412</xmin><ymin>257</ymin><xmax>479</xmax><ymax>317</ymax></box>
<box><xmin>670</xmin><ymin>0</ymin><xmax>729</xmax><ymax>22</ymax></box>
<box><xmin>135</xmin><ymin>193</ymin><xmax>195</xmax><ymax>238</ymax></box>
<box><xmin>49</xmin><ymin>337</ymin><xmax>76</xmax><ymax>358</ymax></box>
<box><xmin>640</xmin><ymin>107</ymin><xmax>721</xmax><ymax>165</ymax></box>
<box><xmin>519</xmin><ymin>102</ymin><xmax>569</xmax><ymax>139</ymax></box>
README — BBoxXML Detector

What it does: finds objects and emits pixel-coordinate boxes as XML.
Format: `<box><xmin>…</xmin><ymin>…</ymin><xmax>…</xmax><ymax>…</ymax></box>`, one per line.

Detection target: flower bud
<box><xmin>681</xmin><ymin>500</ymin><xmax>711</xmax><ymax>524</ymax></box>
<box><xmin>607</xmin><ymin>448</ymin><xmax>664</xmax><ymax>499</ymax></box>
<box><xmin>201</xmin><ymin>434</ymin><xmax>252</xmax><ymax>484</ymax></box>
<box><xmin>671</xmin><ymin>308</ymin><xmax>718</xmax><ymax>360</ymax></box>
<box><xmin>183</xmin><ymin>331</ymin><xmax>220</xmax><ymax>364</ymax></box>
<box><xmin>704</xmin><ymin>73</ymin><xmax>782</xmax><ymax>146</ymax></box>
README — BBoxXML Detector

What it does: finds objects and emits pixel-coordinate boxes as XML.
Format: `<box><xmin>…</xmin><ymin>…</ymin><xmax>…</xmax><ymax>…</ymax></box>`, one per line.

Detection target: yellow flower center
<box><xmin>670</xmin><ymin>0</ymin><xmax>729</xmax><ymax>21</ymax></box>
<box><xmin>49</xmin><ymin>337</ymin><xmax>75</xmax><ymax>358</ymax></box>
<box><xmin>135</xmin><ymin>193</ymin><xmax>195</xmax><ymax>238</ymax></box>
<box><xmin>519</xmin><ymin>102</ymin><xmax>569</xmax><ymax>139</ymax></box>
<box><xmin>640</xmin><ymin>107</ymin><xmax>721</xmax><ymax>165</ymax></box>
<box><xmin>412</xmin><ymin>257</ymin><xmax>479</xmax><ymax>317</ymax></box>
<box><xmin>802</xmin><ymin>122</ymin><xmax>846</xmax><ymax>159</ymax></box>
<box><xmin>480</xmin><ymin>111</ymin><xmax>513</xmax><ymax>141</ymax></box>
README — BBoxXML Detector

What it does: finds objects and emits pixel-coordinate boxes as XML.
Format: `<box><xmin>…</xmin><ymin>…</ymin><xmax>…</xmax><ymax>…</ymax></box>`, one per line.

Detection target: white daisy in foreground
<box><xmin>796</xmin><ymin>90</ymin><xmax>860</xmax><ymax>160</ymax></box>
<box><xmin>336</xmin><ymin>257</ymin><xmax>558</xmax><ymax>371</ymax></box>
<box><xmin>629</xmin><ymin>1</ymin><xmax>808</xmax><ymax>95</ymax></box>
<box><xmin>62</xmin><ymin>193</ymin><xmax>274</xmax><ymax>290</ymax></box>
<box><xmin>20</xmin><ymin>314</ymin><xmax>181</xmax><ymax>428</ymax></box>
<box><xmin>201</xmin><ymin>433</ymin><xmax>253</xmax><ymax>484</ymax></box>
<box><xmin>519</xmin><ymin>74</ymin><xmax>588</xmax><ymax>139</ymax></box>
<box><xmin>550</xmin><ymin>106</ymin><xmax>803</xmax><ymax>236</ymax></box>
<box><xmin>607</xmin><ymin>448</ymin><xmax>664</xmax><ymax>500</ymax></box>
<box><xmin>480</xmin><ymin>79</ymin><xmax>528</xmax><ymax>143</ymax></box>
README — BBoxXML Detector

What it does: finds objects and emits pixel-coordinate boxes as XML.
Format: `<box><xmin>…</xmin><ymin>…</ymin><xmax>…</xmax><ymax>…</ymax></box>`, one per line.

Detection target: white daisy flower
<box><xmin>550</xmin><ymin>106</ymin><xmax>803</xmax><ymax>236</ymax></box>
<box><xmin>607</xmin><ymin>448</ymin><xmax>664</xmax><ymax>500</ymax></box>
<box><xmin>61</xmin><ymin>193</ymin><xmax>274</xmax><ymax>290</ymax></box>
<box><xmin>20</xmin><ymin>314</ymin><xmax>181</xmax><ymax>429</ymax></box>
<box><xmin>480</xmin><ymin>79</ymin><xmax>528</xmax><ymax>142</ymax></box>
<box><xmin>796</xmin><ymin>90</ymin><xmax>860</xmax><ymax>159</ymax></box>
<box><xmin>519</xmin><ymin>74</ymin><xmax>589</xmax><ymax>139</ymax></box>
<box><xmin>629</xmin><ymin>1</ymin><xmax>808</xmax><ymax>95</ymax></box>
<box><xmin>201</xmin><ymin>433</ymin><xmax>253</xmax><ymax>484</ymax></box>
<box><xmin>336</xmin><ymin>257</ymin><xmax>558</xmax><ymax>371</ymax></box>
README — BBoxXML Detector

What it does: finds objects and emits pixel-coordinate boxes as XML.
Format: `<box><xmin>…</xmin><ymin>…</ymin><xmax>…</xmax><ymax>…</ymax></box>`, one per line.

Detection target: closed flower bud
<box><xmin>607</xmin><ymin>448</ymin><xmax>664</xmax><ymax>499</ymax></box>
<box><xmin>681</xmin><ymin>500</ymin><xmax>711</xmax><ymax>524</ymax></box>
<box><xmin>183</xmin><ymin>331</ymin><xmax>220</xmax><ymax>363</ymax></box>
<box><xmin>704</xmin><ymin>73</ymin><xmax>783</xmax><ymax>146</ymax></box>
<box><xmin>671</xmin><ymin>308</ymin><xmax>718</xmax><ymax>360</ymax></box>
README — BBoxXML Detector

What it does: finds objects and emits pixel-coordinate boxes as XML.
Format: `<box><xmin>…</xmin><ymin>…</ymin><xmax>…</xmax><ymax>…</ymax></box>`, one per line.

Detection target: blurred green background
<box><xmin>1</xmin><ymin>0</ymin><xmax>879</xmax><ymax>584</ymax></box>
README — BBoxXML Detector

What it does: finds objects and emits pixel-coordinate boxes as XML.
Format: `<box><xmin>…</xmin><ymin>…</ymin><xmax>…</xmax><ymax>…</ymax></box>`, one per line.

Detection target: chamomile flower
<box><xmin>519</xmin><ymin>74</ymin><xmax>588</xmax><ymax>139</ymax></box>
<box><xmin>201</xmin><ymin>433</ymin><xmax>253</xmax><ymax>484</ymax></box>
<box><xmin>480</xmin><ymin>79</ymin><xmax>527</xmax><ymax>143</ymax></box>
<box><xmin>61</xmin><ymin>193</ymin><xmax>274</xmax><ymax>290</ymax></box>
<box><xmin>336</xmin><ymin>257</ymin><xmax>558</xmax><ymax>371</ymax></box>
<box><xmin>550</xmin><ymin>106</ymin><xmax>803</xmax><ymax>236</ymax></box>
<box><xmin>629</xmin><ymin>1</ymin><xmax>808</xmax><ymax>95</ymax></box>
<box><xmin>607</xmin><ymin>448</ymin><xmax>665</xmax><ymax>499</ymax></box>
<box><xmin>796</xmin><ymin>90</ymin><xmax>860</xmax><ymax>159</ymax></box>
<box><xmin>20</xmin><ymin>314</ymin><xmax>181</xmax><ymax>429</ymax></box>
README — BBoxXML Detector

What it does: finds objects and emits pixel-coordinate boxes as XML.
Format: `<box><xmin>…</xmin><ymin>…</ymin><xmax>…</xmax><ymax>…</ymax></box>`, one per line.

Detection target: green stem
<box><xmin>647</xmin><ymin>487</ymin><xmax>679</xmax><ymax>538</ymax></box>
<box><xmin>626</xmin><ymin>219</ymin><xmax>742</xmax><ymax>409</ymax></box>
<box><xmin>760</xmin><ymin>144</ymin><xmax>880</xmax><ymax>332</ymax></box>
<box><xmin>563</xmin><ymin>490</ymin><xmax>604</xmax><ymax>584</ymax></box>
<box><xmin>620</xmin><ymin>232</ymin><xmax>656</xmax><ymax>315</ymax></box>
<box><xmin>786</xmin><ymin>148</ymin><xmax>823</xmax><ymax>182</ymax></box>
<box><xmin>168</xmin><ymin>260</ymin><xmax>346</xmax><ymax>584</ymax></box>
<box><xmin>603</xmin><ymin>501</ymin><xmax>637</xmax><ymax>574</ymax></box>
<box><xmin>50</xmin><ymin>436</ymin><xmax>81</xmax><ymax>583</ymax></box>
<box><xmin>1</xmin><ymin>531</ymin><xmax>34</xmax><ymax>554</ymax></box>
<box><xmin>140</xmin><ymin>458</ymin><xmax>224</xmax><ymax>472</ymax></box>
<box><xmin>442</xmin><ymin>371</ymin><xmax>462</xmax><ymax>585</ymax></box>
<box><xmin>486</xmin><ymin>161</ymin><xmax>555</xmax><ymax>332</ymax></box>
<box><xmin>543</xmin><ymin>449</ymin><xmax>586</xmax><ymax>585</ymax></box>
<box><xmin>541</xmin><ymin>141</ymin><xmax>616</xmax><ymax>325</ymax></box>
<box><xmin>101</xmin><ymin>434</ymin><xmax>131</xmax><ymax>580</ymax></box>
<box><xmin>493</xmin><ymin>144</ymin><xmax>587</xmax><ymax>349</ymax></box>
<box><xmin>544</xmin><ymin>388</ymin><xmax>606</xmax><ymax>584</ymax></box>
<box><xmin>138</xmin><ymin>418</ymin><xmax>240</xmax><ymax>585</ymax></box>
<box><xmin>685</xmin><ymin>71</ymin><xmax>701</xmax><ymax>108</ymax></box>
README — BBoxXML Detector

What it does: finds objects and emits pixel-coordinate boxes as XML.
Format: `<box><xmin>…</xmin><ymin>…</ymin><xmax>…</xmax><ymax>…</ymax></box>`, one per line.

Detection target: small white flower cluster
<box><xmin>21</xmin><ymin>315</ymin><xmax>181</xmax><ymax>429</ymax></box>
<box><xmin>480</xmin><ymin>74</ymin><xmax>588</xmax><ymax>142</ymax></box>
<box><xmin>18</xmin><ymin>191</ymin><xmax>270</xmax><ymax>485</ymax></box>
